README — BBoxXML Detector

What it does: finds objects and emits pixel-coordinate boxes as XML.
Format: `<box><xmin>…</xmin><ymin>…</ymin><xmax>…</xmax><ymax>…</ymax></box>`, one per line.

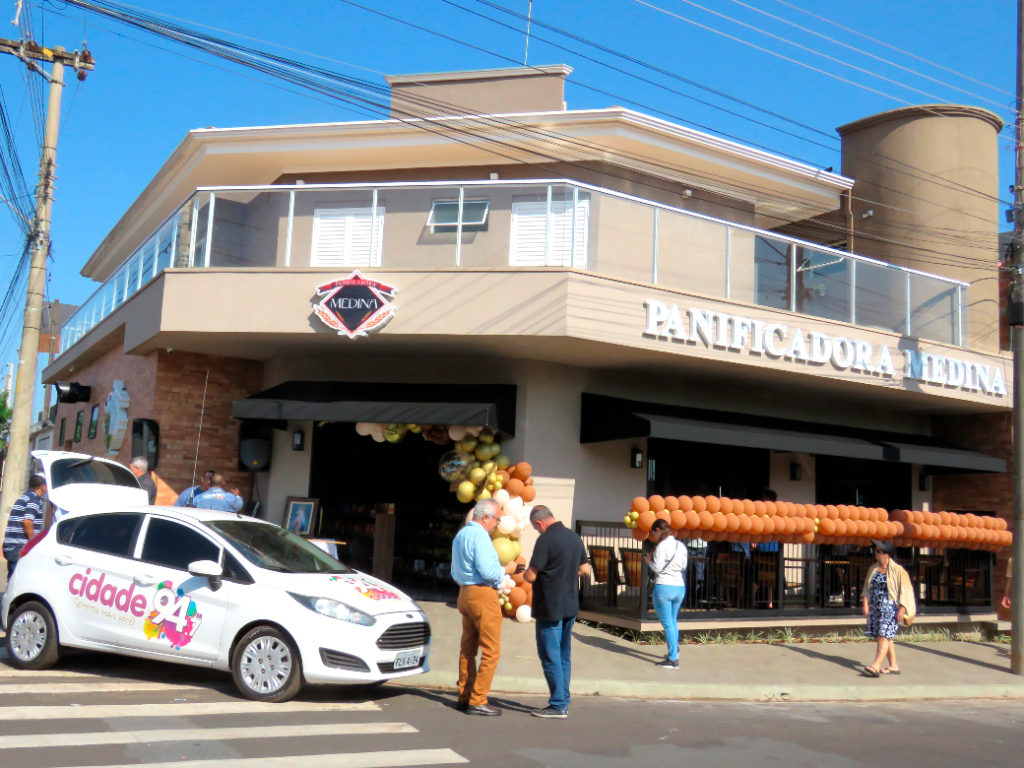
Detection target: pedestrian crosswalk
<box><xmin>0</xmin><ymin>659</ymin><xmax>469</xmax><ymax>768</ymax></box>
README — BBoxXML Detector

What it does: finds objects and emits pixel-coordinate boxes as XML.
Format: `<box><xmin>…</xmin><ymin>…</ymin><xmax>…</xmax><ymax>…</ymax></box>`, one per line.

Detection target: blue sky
<box><xmin>0</xmin><ymin>0</ymin><xmax>1015</xmax><ymax>371</ymax></box>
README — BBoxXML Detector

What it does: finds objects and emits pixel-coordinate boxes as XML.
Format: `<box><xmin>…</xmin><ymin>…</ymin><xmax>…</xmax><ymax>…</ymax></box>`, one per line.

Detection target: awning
<box><xmin>233</xmin><ymin>382</ymin><xmax>517</xmax><ymax>435</ymax></box>
<box><xmin>580</xmin><ymin>393</ymin><xmax>1004</xmax><ymax>474</ymax></box>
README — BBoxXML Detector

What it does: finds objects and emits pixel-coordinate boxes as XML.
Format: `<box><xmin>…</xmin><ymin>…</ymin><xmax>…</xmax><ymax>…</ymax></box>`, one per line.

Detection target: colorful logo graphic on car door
<box><xmin>143</xmin><ymin>581</ymin><xmax>203</xmax><ymax>649</ymax></box>
<box><xmin>330</xmin><ymin>575</ymin><xmax>401</xmax><ymax>601</ymax></box>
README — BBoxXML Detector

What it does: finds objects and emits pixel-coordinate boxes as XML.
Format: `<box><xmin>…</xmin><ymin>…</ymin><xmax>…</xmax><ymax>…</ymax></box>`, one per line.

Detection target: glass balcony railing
<box><xmin>57</xmin><ymin>179</ymin><xmax>968</xmax><ymax>356</ymax></box>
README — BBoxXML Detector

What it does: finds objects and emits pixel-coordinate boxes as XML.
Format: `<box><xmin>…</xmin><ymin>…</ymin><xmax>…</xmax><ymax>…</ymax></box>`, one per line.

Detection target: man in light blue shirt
<box><xmin>450</xmin><ymin>499</ymin><xmax>507</xmax><ymax>717</ymax></box>
<box><xmin>193</xmin><ymin>473</ymin><xmax>244</xmax><ymax>513</ymax></box>
<box><xmin>175</xmin><ymin>470</ymin><xmax>213</xmax><ymax>507</ymax></box>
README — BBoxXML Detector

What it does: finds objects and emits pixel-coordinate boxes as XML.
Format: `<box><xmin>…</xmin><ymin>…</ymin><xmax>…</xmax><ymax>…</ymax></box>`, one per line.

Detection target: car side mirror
<box><xmin>188</xmin><ymin>559</ymin><xmax>224</xmax><ymax>591</ymax></box>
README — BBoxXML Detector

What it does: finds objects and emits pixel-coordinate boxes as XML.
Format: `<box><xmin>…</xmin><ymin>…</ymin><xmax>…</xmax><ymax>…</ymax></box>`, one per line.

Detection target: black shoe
<box><xmin>454</xmin><ymin>700</ymin><xmax>469</xmax><ymax>711</ymax></box>
<box><xmin>655</xmin><ymin>659</ymin><xmax>679</xmax><ymax>670</ymax></box>
<box><xmin>531</xmin><ymin>706</ymin><xmax>568</xmax><ymax>719</ymax></box>
<box><xmin>467</xmin><ymin>704</ymin><xmax>502</xmax><ymax>716</ymax></box>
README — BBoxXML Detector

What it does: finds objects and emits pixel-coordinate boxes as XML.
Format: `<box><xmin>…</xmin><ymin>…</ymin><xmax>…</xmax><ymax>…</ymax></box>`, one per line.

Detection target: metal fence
<box><xmin>577</xmin><ymin>520</ymin><xmax>993</xmax><ymax>622</ymax></box>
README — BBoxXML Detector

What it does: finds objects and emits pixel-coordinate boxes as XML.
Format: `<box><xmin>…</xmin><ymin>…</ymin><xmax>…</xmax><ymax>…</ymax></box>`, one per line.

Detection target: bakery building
<box><xmin>44</xmin><ymin>67</ymin><xmax>1011</xmax><ymax>621</ymax></box>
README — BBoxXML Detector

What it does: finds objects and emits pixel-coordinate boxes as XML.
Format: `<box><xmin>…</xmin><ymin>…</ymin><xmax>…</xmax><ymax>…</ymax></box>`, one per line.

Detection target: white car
<box><xmin>3</xmin><ymin>455</ymin><xmax>431</xmax><ymax>702</ymax></box>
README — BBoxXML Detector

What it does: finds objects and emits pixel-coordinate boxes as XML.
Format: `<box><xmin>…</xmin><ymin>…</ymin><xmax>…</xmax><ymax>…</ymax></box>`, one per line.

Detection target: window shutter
<box><xmin>312</xmin><ymin>207</ymin><xmax>385</xmax><ymax>267</ymax></box>
<box><xmin>510</xmin><ymin>200</ymin><xmax>589</xmax><ymax>268</ymax></box>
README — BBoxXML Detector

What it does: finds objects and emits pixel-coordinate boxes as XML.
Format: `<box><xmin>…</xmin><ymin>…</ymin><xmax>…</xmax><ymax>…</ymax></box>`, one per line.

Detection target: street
<box><xmin>0</xmin><ymin>647</ymin><xmax>1021</xmax><ymax>768</ymax></box>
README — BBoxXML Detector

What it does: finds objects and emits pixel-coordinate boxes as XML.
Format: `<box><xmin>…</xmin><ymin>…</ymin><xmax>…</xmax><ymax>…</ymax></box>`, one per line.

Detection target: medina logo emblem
<box><xmin>313</xmin><ymin>271</ymin><xmax>397</xmax><ymax>339</ymax></box>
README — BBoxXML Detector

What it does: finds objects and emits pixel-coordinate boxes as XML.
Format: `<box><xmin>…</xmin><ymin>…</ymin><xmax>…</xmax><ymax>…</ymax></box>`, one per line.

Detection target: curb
<box><xmin>395</xmin><ymin>672</ymin><xmax>1024</xmax><ymax>702</ymax></box>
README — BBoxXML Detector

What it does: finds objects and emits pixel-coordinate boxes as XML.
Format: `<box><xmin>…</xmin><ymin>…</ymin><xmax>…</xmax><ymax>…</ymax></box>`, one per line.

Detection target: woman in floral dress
<box><xmin>861</xmin><ymin>539</ymin><xmax>916</xmax><ymax>677</ymax></box>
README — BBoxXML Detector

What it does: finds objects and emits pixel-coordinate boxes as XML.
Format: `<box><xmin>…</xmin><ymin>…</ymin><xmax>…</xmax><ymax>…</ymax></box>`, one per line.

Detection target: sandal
<box><xmin>881</xmin><ymin>668</ymin><xmax>900</xmax><ymax>675</ymax></box>
<box><xmin>863</xmin><ymin>666</ymin><xmax>881</xmax><ymax>677</ymax></box>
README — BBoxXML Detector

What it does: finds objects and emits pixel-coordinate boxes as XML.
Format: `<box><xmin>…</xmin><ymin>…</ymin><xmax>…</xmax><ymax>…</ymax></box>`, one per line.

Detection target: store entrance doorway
<box><xmin>310</xmin><ymin>422</ymin><xmax>469</xmax><ymax>602</ymax></box>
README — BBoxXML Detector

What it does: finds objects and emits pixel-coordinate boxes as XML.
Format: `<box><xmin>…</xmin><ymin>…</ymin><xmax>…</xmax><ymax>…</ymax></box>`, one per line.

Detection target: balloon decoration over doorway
<box><xmin>353</xmin><ymin>422</ymin><xmax>539</xmax><ymax>621</ymax></box>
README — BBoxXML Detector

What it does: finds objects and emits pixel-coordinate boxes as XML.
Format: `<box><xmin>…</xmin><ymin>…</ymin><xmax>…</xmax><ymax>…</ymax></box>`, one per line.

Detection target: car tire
<box><xmin>231</xmin><ymin>626</ymin><xmax>303</xmax><ymax>702</ymax></box>
<box><xmin>6</xmin><ymin>601</ymin><xmax>61</xmax><ymax>670</ymax></box>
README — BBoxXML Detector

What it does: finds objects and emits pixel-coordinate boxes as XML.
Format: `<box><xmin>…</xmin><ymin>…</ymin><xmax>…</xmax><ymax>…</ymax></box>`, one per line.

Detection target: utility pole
<box><xmin>1011</xmin><ymin>0</ymin><xmax>1024</xmax><ymax>675</ymax></box>
<box><xmin>0</xmin><ymin>40</ymin><xmax>93</xmax><ymax>537</ymax></box>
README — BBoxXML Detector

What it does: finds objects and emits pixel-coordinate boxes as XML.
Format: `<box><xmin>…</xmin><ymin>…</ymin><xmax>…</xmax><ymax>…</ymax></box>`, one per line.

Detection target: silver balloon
<box><xmin>438</xmin><ymin>450</ymin><xmax>473</xmax><ymax>483</ymax></box>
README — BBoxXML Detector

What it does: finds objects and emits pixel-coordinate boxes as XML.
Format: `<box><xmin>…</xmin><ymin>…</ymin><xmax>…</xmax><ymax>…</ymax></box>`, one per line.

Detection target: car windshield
<box><xmin>204</xmin><ymin>520</ymin><xmax>352</xmax><ymax>574</ymax></box>
<box><xmin>49</xmin><ymin>458</ymin><xmax>141</xmax><ymax>490</ymax></box>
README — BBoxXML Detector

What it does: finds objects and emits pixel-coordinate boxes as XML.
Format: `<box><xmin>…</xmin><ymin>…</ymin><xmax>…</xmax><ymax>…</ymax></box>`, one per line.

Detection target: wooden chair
<box><xmin>754</xmin><ymin>553</ymin><xmax>777</xmax><ymax>608</ymax></box>
<box><xmin>588</xmin><ymin>545</ymin><xmax>614</xmax><ymax>585</ymax></box>
<box><xmin>620</xmin><ymin>548</ymin><xmax>645</xmax><ymax>588</ymax></box>
<box><xmin>716</xmin><ymin>553</ymin><xmax>741</xmax><ymax>609</ymax></box>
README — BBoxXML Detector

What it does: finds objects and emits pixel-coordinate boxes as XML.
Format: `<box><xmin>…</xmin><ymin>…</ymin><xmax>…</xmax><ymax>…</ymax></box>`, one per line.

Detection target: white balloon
<box><xmin>465</xmin><ymin>426</ymin><xmax>483</xmax><ymax>436</ymax></box>
<box><xmin>371</xmin><ymin>423</ymin><xmax>385</xmax><ymax>434</ymax></box>
<box><xmin>355</xmin><ymin>422</ymin><xmax>373</xmax><ymax>436</ymax></box>
<box><xmin>515</xmin><ymin>605</ymin><xmax>532</xmax><ymax>623</ymax></box>
<box><xmin>448</xmin><ymin>425</ymin><xmax>467</xmax><ymax>441</ymax></box>
<box><xmin>497</xmin><ymin>515</ymin><xmax>517</xmax><ymax>535</ymax></box>
<box><xmin>371</xmin><ymin>432</ymin><xmax>386</xmax><ymax>442</ymax></box>
<box><xmin>504</xmin><ymin>496</ymin><xmax>524</xmax><ymax>514</ymax></box>
<box><xmin>515</xmin><ymin>522</ymin><xmax>528</xmax><ymax>535</ymax></box>
<box><xmin>493</xmin><ymin>489</ymin><xmax>510</xmax><ymax>505</ymax></box>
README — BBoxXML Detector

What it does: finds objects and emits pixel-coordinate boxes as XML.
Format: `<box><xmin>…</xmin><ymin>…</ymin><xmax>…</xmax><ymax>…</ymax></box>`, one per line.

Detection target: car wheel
<box><xmin>231</xmin><ymin>626</ymin><xmax>303</xmax><ymax>702</ymax></box>
<box><xmin>6</xmin><ymin>601</ymin><xmax>60</xmax><ymax>670</ymax></box>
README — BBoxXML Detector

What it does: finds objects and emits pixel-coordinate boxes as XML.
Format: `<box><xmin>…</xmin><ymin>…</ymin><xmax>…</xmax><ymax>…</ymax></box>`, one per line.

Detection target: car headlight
<box><xmin>288</xmin><ymin>593</ymin><xmax>376</xmax><ymax>626</ymax></box>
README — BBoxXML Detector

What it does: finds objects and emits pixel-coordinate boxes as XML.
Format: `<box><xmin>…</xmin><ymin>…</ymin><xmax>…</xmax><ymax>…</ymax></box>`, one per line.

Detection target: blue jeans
<box><xmin>535</xmin><ymin>617</ymin><xmax>575</xmax><ymax>711</ymax></box>
<box><xmin>653</xmin><ymin>584</ymin><xmax>686</xmax><ymax>661</ymax></box>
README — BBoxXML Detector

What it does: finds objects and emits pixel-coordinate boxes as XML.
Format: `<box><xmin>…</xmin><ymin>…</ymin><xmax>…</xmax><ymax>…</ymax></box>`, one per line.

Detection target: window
<box><xmin>73</xmin><ymin>411</ymin><xmax>84</xmax><ymax>443</ymax></box>
<box><xmin>57</xmin><ymin>513</ymin><xmax>142</xmax><ymax>558</ymax></box>
<box><xmin>205</xmin><ymin>520</ymin><xmax>352</xmax><ymax>574</ymax></box>
<box><xmin>50</xmin><ymin>457</ymin><xmax>141</xmax><ymax>490</ymax></box>
<box><xmin>59</xmin><ymin>418</ymin><xmax>65</xmax><ymax>445</ymax></box>
<box><xmin>427</xmin><ymin>199</ymin><xmax>489</xmax><ymax>233</ymax></box>
<box><xmin>311</xmin><ymin>207</ymin><xmax>385</xmax><ymax>268</ymax></box>
<box><xmin>509</xmin><ymin>199</ymin><xmax>590</xmax><ymax>268</ymax></box>
<box><xmin>88</xmin><ymin>405</ymin><xmax>99</xmax><ymax>439</ymax></box>
<box><xmin>141</xmin><ymin>517</ymin><xmax>221</xmax><ymax>571</ymax></box>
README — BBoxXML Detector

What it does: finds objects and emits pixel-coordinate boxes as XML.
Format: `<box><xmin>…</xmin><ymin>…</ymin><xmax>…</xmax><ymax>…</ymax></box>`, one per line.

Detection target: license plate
<box><xmin>392</xmin><ymin>649</ymin><xmax>421</xmax><ymax>670</ymax></box>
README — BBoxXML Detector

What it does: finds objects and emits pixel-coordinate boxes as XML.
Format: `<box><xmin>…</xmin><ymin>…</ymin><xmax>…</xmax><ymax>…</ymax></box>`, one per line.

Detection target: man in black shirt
<box><xmin>523</xmin><ymin>505</ymin><xmax>589</xmax><ymax>719</ymax></box>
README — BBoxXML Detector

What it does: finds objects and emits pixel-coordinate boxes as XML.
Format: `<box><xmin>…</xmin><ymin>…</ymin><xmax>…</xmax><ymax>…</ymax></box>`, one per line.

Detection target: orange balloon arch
<box><xmin>622</xmin><ymin>495</ymin><xmax>1011</xmax><ymax>552</ymax></box>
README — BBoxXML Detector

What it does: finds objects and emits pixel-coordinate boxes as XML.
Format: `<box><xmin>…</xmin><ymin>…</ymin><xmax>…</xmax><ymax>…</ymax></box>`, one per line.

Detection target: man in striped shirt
<box><xmin>3</xmin><ymin>475</ymin><xmax>46</xmax><ymax>580</ymax></box>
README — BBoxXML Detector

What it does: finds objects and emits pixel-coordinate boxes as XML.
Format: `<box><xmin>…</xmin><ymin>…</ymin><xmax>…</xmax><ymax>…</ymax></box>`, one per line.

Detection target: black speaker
<box><xmin>131</xmin><ymin>419</ymin><xmax>159</xmax><ymax>469</ymax></box>
<box><xmin>238</xmin><ymin>422</ymin><xmax>273</xmax><ymax>472</ymax></box>
<box><xmin>55</xmin><ymin>382</ymin><xmax>91</xmax><ymax>404</ymax></box>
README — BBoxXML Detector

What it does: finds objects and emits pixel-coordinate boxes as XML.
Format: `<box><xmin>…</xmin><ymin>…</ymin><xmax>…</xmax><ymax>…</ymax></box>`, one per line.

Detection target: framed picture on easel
<box><xmin>284</xmin><ymin>497</ymin><xmax>319</xmax><ymax>536</ymax></box>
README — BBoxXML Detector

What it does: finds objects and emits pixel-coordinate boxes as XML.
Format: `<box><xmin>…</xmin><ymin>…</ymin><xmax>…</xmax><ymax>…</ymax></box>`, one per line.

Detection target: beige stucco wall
<box><xmin>839</xmin><ymin>106</ymin><xmax>1002</xmax><ymax>351</ymax></box>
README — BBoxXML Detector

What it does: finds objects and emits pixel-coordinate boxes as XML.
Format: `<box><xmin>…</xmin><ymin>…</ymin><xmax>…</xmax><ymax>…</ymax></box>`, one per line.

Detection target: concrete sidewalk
<box><xmin>401</xmin><ymin>602</ymin><xmax>1024</xmax><ymax>702</ymax></box>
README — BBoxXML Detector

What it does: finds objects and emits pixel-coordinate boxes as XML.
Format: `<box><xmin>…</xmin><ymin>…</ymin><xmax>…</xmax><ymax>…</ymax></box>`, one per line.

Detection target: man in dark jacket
<box><xmin>129</xmin><ymin>457</ymin><xmax>157</xmax><ymax>504</ymax></box>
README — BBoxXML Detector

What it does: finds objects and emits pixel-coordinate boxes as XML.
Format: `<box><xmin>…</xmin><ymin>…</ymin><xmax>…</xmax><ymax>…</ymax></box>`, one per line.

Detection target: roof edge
<box><xmin>837</xmin><ymin>104</ymin><xmax>1004</xmax><ymax>136</ymax></box>
<box><xmin>385</xmin><ymin>65</ymin><xmax>572</xmax><ymax>85</ymax></box>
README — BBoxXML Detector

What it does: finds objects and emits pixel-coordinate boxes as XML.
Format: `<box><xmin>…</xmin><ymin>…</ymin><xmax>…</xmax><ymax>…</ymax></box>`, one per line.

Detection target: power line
<box><xmin>716</xmin><ymin>0</ymin><xmax>1011</xmax><ymax>110</ymax></box>
<box><xmin>660</xmin><ymin>0</ymin><xmax>1011</xmax><ymax>111</ymax></box>
<box><xmin>54</xmin><ymin>0</ymin><xmax>1006</xmax><ymax>276</ymax></box>
<box><xmin>766</xmin><ymin>0</ymin><xmax>1015</xmax><ymax>99</ymax></box>
<box><xmin>457</xmin><ymin>0</ymin><xmax>1012</xmax><ymax>209</ymax></box>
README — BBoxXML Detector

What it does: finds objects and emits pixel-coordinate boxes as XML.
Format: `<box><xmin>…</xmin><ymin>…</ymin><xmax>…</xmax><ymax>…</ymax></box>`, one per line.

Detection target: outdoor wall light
<box><xmin>631</xmin><ymin>446</ymin><xmax>644</xmax><ymax>469</ymax></box>
<box><xmin>292</xmin><ymin>430</ymin><xmax>305</xmax><ymax>451</ymax></box>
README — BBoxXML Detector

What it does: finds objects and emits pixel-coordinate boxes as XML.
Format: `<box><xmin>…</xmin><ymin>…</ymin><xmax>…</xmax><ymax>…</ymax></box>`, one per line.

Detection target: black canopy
<box><xmin>233</xmin><ymin>381</ymin><xmax>517</xmax><ymax>436</ymax></box>
<box><xmin>580</xmin><ymin>393</ymin><xmax>1004</xmax><ymax>474</ymax></box>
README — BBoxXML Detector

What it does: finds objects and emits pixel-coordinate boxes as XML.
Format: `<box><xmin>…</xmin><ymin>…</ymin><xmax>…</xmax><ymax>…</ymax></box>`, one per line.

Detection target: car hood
<box><xmin>49</xmin><ymin>483</ymin><xmax>150</xmax><ymax>514</ymax></box>
<box><xmin>256</xmin><ymin>569</ymin><xmax>423</xmax><ymax>617</ymax></box>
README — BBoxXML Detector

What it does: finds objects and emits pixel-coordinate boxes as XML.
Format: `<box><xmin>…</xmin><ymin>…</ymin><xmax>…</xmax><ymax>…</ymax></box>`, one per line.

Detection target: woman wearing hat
<box><xmin>861</xmin><ymin>539</ymin><xmax>916</xmax><ymax>677</ymax></box>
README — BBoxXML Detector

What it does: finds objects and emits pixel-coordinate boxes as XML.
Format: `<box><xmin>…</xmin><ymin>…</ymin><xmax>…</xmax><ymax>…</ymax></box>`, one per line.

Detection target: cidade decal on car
<box><xmin>68</xmin><ymin>569</ymin><xmax>147</xmax><ymax>626</ymax></box>
<box><xmin>330</xmin><ymin>574</ymin><xmax>401</xmax><ymax>601</ymax></box>
<box><xmin>143</xmin><ymin>581</ymin><xmax>203</xmax><ymax>649</ymax></box>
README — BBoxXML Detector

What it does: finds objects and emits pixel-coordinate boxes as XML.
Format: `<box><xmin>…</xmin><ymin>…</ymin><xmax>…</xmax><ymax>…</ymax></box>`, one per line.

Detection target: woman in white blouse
<box><xmin>645</xmin><ymin>519</ymin><xmax>689</xmax><ymax>670</ymax></box>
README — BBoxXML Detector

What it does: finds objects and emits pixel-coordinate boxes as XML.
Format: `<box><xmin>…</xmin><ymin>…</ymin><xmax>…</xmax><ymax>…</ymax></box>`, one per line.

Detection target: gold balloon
<box><xmin>478</xmin><ymin>430</ymin><xmax>495</xmax><ymax>445</ymax></box>
<box><xmin>475</xmin><ymin>445</ymin><xmax>492</xmax><ymax>461</ymax></box>
<box><xmin>476</xmin><ymin>488</ymin><xmax>492</xmax><ymax>500</ymax></box>
<box><xmin>469</xmin><ymin>467</ymin><xmax>487</xmax><ymax>485</ymax></box>
<box><xmin>460</xmin><ymin>437</ymin><xmax>478</xmax><ymax>452</ymax></box>
<box><xmin>493</xmin><ymin>538</ymin><xmax>516</xmax><ymax>566</ymax></box>
<box><xmin>495</xmin><ymin>454</ymin><xmax>510</xmax><ymax>470</ymax></box>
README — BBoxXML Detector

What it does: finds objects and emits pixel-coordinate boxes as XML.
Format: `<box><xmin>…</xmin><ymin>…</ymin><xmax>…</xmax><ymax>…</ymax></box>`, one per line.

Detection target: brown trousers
<box><xmin>456</xmin><ymin>585</ymin><xmax>502</xmax><ymax>706</ymax></box>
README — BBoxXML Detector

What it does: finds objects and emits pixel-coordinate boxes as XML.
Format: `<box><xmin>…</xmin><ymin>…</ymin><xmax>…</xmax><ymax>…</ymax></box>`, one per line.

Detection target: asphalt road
<box><xmin>0</xmin><ymin>649</ymin><xmax>1021</xmax><ymax>768</ymax></box>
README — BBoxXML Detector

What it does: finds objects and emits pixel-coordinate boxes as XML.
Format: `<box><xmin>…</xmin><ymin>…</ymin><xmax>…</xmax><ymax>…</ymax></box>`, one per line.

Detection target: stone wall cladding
<box><xmin>931</xmin><ymin>411</ymin><xmax>1011</xmax><ymax>619</ymax></box>
<box><xmin>52</xmin><ymin>348</ymin><xmax>263</xmax><ymax>506</ymax></box>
